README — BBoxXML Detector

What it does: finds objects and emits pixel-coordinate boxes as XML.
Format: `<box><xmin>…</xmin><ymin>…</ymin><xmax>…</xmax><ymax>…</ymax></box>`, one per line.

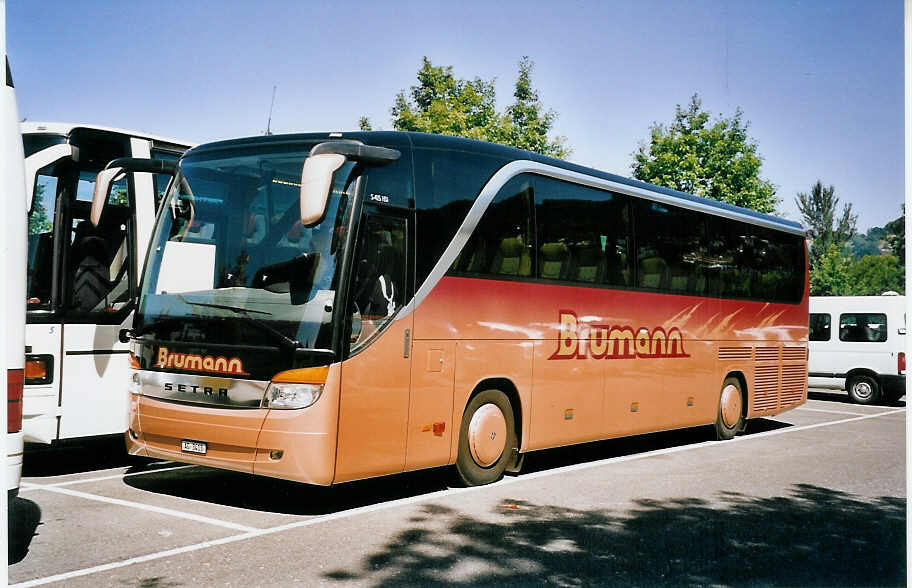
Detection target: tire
<box><xmin>715</xmin><ymin>377</ymin><xmax>744</xmax><ymax>441</ymax></box>
<box><xmin>847</xmin><ymin>374</ymin><xmax>880</xmax><ymax>405</ymax></box>
<box><xmin>454</xmin><ymin>389</ymin><xmax>517</xmax><ymax>487</ymax></box>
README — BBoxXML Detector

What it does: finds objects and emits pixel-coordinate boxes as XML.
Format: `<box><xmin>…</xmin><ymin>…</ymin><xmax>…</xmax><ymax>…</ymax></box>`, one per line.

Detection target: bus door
<box><xmin>335</xmin><ymin>205</ymin><xmax>413</xmax><ymax>482</ymax></box>
<box><xmin>24</xmin><ymin>130</ymin><xmax>153</xmax><ymax>442</ymax></box>
<box><xmin>24</xmin><ymin>142</ymin><xmax>76</xmax><ymax>443</ymax></box>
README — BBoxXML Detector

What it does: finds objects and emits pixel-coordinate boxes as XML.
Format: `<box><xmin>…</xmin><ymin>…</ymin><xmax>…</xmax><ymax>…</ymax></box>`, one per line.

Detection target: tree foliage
<box><xmin>631</xmin><ymin>94</ymin><xmax>778</xmax><ymax>213</ymax></box>
<box><xmin>884</xmin><ymin>205</ymin><xmax>905</xmax><ymax>265</ymax></box>
<box><xmin>846</xmin><ymin>255</ymin><xmax>904</xmax><ymax>295</ymax></box>
<box><xmin>849</xmin><ymin>226</ymin><xmax>888</xmax><ymax>258</ymax></box>
<box><xmin>28</xmin><ymin>184</ymin><xmax>51</xmax><ymax>235</ymax></box>
<box><xmin>385</xmin><ymin>57</ymin><xmax>569</xmax><ymax>158</ymax></box>
<box><xmin>810</xmin><ymin>244</ymin><xmax>852</xmax><ymax>296</ymax></box>
<box><xmin>796</xmin><ymin>180</ymin><xmax>857</xmax><ymax>266</ymax></box>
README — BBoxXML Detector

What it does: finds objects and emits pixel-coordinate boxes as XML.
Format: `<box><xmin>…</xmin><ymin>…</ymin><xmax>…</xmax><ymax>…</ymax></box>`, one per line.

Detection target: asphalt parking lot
<box><xmin>9</xmin><ymin>389</ymin><xmax>906</xmax><ymax>587</ymax></box>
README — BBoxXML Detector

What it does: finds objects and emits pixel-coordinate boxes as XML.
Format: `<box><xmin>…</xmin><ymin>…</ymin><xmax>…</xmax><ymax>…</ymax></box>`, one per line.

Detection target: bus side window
<box><xmin>349</xmin><ymin>213</ymin><xmax>407</xmax><ymax>350</ymax></box>
<box><xmin>69</xmin><ymin>172</ymin><xmax>133</xmax><ymax>317</ymax></box>
<box><xmin>451</xmin><ymin>175</ymin><xmax>532</xmax><ymax>278</ymax></box>
<box><xmin>809</xmin><ymin>313</ymin><xmax>831</xmax><ymax>341</ymax></box>
<box><xmin>27</xmin><ymin>172</ymin><xmax>59</xmax><ymax>308</ymax></box>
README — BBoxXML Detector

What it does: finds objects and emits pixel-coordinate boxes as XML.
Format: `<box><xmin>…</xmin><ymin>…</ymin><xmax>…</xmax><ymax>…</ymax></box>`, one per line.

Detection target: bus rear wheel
<box><xmin>715</xmin><ymin>377</ymin><xmax>744</xmax><ymax>441</ymax></box>
<box><xmin>847</xmin><ymin>374</ymin><xmax>880</xmax><ymax>405</ymax></box>
<box><xmin>454</xmin><ymin>389</ymin><xmax>516</xmax><ymax>487</ymax></box>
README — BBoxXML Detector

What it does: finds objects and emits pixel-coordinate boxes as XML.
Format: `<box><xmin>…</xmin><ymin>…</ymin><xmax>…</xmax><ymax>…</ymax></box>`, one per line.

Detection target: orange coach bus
<box><xmin>98</xmin><ymin>132</ymin><xmax>808</xmax><ymax>487</ymax></box>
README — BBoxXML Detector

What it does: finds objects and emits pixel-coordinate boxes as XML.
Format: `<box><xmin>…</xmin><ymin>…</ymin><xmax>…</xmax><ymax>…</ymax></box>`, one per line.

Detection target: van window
<box><xmin>809</xmin><ymin>313</ymin><xmax>831</xmax><ymax>341</ymax></box>
<box><xmin>839</xmin><ymin>313</ymin><xmax>887</xmax><ymax>343</ymax></box>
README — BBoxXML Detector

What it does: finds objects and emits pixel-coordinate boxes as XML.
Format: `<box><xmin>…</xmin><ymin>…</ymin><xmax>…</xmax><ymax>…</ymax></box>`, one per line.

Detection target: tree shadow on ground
<box><xmin>325</xmin><ymin>484</ymin><xmax>905</xmax><ymax>587</ymax></box>
<box><xmin>8</xmin><ymin>494</ymin><xmax>42</xmax><ymax>564</ymax></box>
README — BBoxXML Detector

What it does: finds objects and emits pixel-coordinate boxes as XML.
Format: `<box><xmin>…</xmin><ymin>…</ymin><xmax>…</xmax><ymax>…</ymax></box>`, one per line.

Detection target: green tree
<box><xmin>503</xmin><ymin>57</ymin><xmax>569</xmax><ymax>158</ymax></box>
<box><xmin>631</xmin><ymin>94</ymin><xmax>778</xmax><ymax>213</ymax></box>
<box><xmin>358</xmin><ymin>116</ymin><xmax>372</xmax><ymax>131</ymax></box>
<box><xmin>385</xmin><ymin>57</ymin><xmax>568</xmax><ymax>157</ymax></box>
<box><xmin>884</xmin><ymin>205</ymin><xmax>904</xmax><ymax>264</ymax></box>
<box><xmin>846</xmin><ymin>255</ymin><xmax>904</xmax><ymax>295</ymax></box>
<box><xmin>810</xmin><ymin>243</ymin><xmax>853</xmax><ymax>296</ymax></box>
<box><xmin>795</xmin><ymin>180</ymin><xmax>857</xmax><ymax>266</ymax></box>
<box><xmin>28</xmin><ymin>184</ymin><xmax>52</xmax><ymax>235</ymax></box>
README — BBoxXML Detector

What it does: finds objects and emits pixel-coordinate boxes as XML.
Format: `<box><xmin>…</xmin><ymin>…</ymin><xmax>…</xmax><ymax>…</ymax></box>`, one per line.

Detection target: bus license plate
<box><xmin>181</xmin><ymin>439</ymin><xmax>207</xmax><ymax>455</ymax></box>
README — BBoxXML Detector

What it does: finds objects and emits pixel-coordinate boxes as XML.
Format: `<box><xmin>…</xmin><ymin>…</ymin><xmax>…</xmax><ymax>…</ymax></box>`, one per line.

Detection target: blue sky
<box><xmin>7</xmin><ymin>0</ymin><xmax>903</xmax><ymax>231</ymax></box>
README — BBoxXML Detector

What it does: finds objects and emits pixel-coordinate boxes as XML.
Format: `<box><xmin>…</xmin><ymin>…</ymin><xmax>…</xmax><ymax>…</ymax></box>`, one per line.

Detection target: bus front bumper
<box><xmin>127</xmin><ymin>381</ymin><xmax>339</xmax><ymax>486</ymax></box>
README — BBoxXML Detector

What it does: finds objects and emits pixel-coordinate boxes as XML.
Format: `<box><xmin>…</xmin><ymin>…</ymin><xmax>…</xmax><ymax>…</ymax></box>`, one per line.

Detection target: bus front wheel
<box><xmin>847</xmin><ymin>374</ymin><xmax>880</xmax><ymax>405</ymax></box>
<box><xmin>454</xmin><ymin>389</ymin><xmax>517</xmax><ymax>487</ymax></box>
<box><xmin>715</xmin><ymin>377</ymin><xmax>744</xmax><ymax>441</ymax></box>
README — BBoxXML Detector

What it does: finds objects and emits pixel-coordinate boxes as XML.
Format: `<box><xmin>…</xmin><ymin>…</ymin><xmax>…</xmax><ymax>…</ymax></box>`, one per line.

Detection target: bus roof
<box><xmin>21</xmin><ymin>121</ymin><xmax>193</xmax><ymax>148</ymax></box>
<box><xmin>187</xmin><ymin>130</ymin><xmax>805</xmax><ymax>235</ymax></box>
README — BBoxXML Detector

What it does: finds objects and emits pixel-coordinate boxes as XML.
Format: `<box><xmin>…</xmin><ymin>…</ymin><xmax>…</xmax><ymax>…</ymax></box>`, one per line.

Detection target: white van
<box><xmin>808</xmin><ymin>295</ymin><xmax>906</xmax><ymax>404</ymax></box>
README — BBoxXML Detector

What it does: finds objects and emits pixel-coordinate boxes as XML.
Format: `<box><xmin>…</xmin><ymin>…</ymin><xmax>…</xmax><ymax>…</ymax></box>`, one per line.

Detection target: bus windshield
<box><xmin>135</xmin><ymin>144</ymin><xmax>356</xmax><ymax>356</ymax></box>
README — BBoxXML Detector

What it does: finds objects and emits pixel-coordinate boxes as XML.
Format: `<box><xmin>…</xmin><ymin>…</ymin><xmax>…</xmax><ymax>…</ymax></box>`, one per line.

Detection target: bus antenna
<box><xmin>265</xmin><ymin>85</ymin><xmax>277</xmax><ymax>135</ymax></box>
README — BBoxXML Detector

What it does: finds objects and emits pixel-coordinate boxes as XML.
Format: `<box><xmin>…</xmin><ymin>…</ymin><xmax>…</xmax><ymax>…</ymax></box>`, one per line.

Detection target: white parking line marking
<box><xmin>794</xmin><ymin>406</ymin><xmax>888</xmax><ymax>417</ymax></box>
<box><xmin>19</xmin><ymin>465</ymin><xmax>196</xmax><ymax>492</ymax></box>
<box><xmin>12</xmin><ymin>407</ymin><xmax>905</xmax><ymax>588</ymax></box>
<box><xmin>19</xmin><ymin>483</ymin><xmax>257</xmax><ymax>533</ymax></box>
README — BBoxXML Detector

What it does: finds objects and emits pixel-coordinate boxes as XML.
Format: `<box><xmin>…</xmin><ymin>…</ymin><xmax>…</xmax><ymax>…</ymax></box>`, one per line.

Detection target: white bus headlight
<box><xmin>263</xmin><ymin>382</ymin><xmax>323</xmax><ymax>409</ymax></box>
<box><xmin>128</xmin><ymin>369</ymin><xmax>141</xmax><ymax>395</ymax></box>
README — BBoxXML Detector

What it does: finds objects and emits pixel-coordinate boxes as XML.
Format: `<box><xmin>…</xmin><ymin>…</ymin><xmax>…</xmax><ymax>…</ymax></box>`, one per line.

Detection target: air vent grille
<box><xmin>719</xmin><ymin>347</ymin><xmax>751</xmax><ymax>361</ymax></box>
<box><xmin>753</xmin><ymin>365</ymin><xmax>779</xmax><ymax>411</ymax></box>
<box><xmin>780</xmin><ymin>365</ymin><xmax>806</xmax><ymax>406</ymax></box>
<box><xmin>755</xmin><ymin>347</ymin><xmax>779</xmax><ymax>362</ymax></box>
<box><xmin>782</xmin><ymin>347</ymin><xmax>806</xmax><ymax>362</ymax></box>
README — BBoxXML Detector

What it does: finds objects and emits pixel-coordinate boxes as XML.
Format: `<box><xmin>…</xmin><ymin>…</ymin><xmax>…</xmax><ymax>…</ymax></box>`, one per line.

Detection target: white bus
<box><xmin>23</xmin><ymin>123</ymin><xmax>190</xmax><ymax>443</ymax></box>
<box><xmin>3</xmin><ymin>2</ymin><xmax>26</xmax><ymax>496</ymax></box>
<box><xmin>808</xmin><ymin>295</ymin><xmax>906</xmax><ymax>404</ymax></box>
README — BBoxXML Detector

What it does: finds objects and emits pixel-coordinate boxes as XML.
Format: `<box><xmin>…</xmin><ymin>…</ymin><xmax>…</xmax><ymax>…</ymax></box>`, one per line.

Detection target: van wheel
<box><xmin>715</xmin><ymin>377</ymin><xmax>744</xmax><ymax>440</ymax></box>
<box><xmin>454</xmin><ymin>389</ymin><xmax>516</xmax><ymax>487</ymax></box>
<box><xmin>847</xmin><ymin>375</ymin><xmax>880</xmax><ymax>405</ymax></box>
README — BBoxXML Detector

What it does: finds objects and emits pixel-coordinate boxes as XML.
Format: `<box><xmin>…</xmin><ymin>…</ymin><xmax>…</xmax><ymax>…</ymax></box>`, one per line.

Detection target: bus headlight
<box><xmin>263</xmin><ymin>382</ymin><xmax>323</xmax><ymax>409</ymax></box>
<box><xmin>128</xmin><ymin>369</ymin><xmax>141</xmax><ymax>395</ymax></box>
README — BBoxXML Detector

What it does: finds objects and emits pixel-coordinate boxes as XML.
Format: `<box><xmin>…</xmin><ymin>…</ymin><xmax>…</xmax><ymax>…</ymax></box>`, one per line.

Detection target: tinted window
<box><xmin>363</xmin><ymin>156</ymin><xmax>413</xmax><ymax>209</ymax></box>
<box><xmin>635</xmin><ymin>200</ymin><xmax>707</xmax><ymax>294</ymax></box>
<box><xmin>450</xmin><ymin>175</ymin><xmax>532</xmax><ymax>278</ymax></box>
<box><xmin>839</xmin><ymin>313</ymin><xmax>887</xmax><ymax>343</ymax></box>
<box><xmin>809</xmin><ymin>313</ymin><xmax>831</xmax><ymax>341</ymax></box>
<box><xmin>27</xmin><ymin>171</ymin><xmax>59</xmax><ymax>308</ymax></box>
<box><xmin>706</xmin><ymin>215</ymin><xmax>804</xmax><ymax>303</ymax></box>
<box><xmin>151</xmin><ymin>150</ymin><xmax>180</xmax><ymax>209</ymax></box>
<box><xmin>535</xmin><ymin>177</ymin><xmax>632</xmax><ymax>286</ymax></box>
<box><xmin>349</xmin><ymin>212</ymin><xmax>407</xmax><ymax>353</ymax></box>
<box><xmin>23</xmin><ymin>134</ymin><xmax>67</xmax><ymax>158</ymax></box>
<box><xmin>414</xmin><ymin>148</ymin><xmax>508</xmax><ymax>285</ymax></box>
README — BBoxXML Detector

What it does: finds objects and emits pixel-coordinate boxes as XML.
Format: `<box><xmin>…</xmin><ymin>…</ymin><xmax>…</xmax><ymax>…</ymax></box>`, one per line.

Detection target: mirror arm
<box><xmin>310</xmin><ymin>141</ymin><xmax>400</xmax><ymax>165</ymax></box>
<box><xmin>103</xmin><ymin>157</ymin><xmax>177</xmax><ymax>175</ymax></box>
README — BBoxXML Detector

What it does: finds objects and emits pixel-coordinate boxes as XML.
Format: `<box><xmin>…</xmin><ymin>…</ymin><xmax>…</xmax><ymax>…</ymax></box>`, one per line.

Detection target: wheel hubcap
<box><xmin>853</xmin><ymin>381</ymin><xmax>873</xmax><ymax>399</ymax></box>
<box><xmin>468</xmin><ymin>403</ymin><xmax>507</xmax><ymax>467</ymax></box>
<box><xmin>720</xmin><ymin>384</ymin><xmax>742</xmax><ymax>429</ymax></box>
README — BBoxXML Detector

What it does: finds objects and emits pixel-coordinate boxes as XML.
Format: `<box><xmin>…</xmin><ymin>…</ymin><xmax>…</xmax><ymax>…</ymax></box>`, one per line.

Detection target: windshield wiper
<box><xmin>127</xmin><ymin>316</ymin><xmax>184</xmax><ymax>339</ymax></box>
<box><xmin>178</xmin><ymin>298</ymin><xmax>302</xmax><ymax>350</ymax></box>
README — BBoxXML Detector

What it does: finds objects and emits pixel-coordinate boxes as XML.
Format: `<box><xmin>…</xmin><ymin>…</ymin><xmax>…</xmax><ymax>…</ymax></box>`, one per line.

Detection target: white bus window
<box><xmin>809</xmin><ymin>313</ymin><xmax>831</xmax><ymax>341</ymax></box>
<box><xmin>839</xmin><ymin>313</ymin><xmax>887</xmax><ymax>343</ymax></box>
<box><xmin>27</xmin><ymin>173</ymin><xmax>59</xmax><ymax>307</ymax></box>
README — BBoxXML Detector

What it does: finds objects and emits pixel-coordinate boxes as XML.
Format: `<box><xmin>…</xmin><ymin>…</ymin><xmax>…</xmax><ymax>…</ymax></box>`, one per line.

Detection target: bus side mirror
<box><xmin>92</xmin><ymin>157</ymin><xmax>178</xmax><ymax>227</ymax></box>
<box><xmin>91</xmin><ymin>167</ymin><xmax>126</xmax><ymax>226</ymax></box>
<box><xmin>299</xmin><ymin>141</ymin><xmax>400</xmax><ymax>226</ymax></box>
<box><xmin>300</xmin><ymin>153</ymin><xmax>346</xmax><ymax>226</ymax></box>
<box><xmin>25</xmin><ymin>143</ymin><xmax>78</xmax><ymax>211</ymax></box>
